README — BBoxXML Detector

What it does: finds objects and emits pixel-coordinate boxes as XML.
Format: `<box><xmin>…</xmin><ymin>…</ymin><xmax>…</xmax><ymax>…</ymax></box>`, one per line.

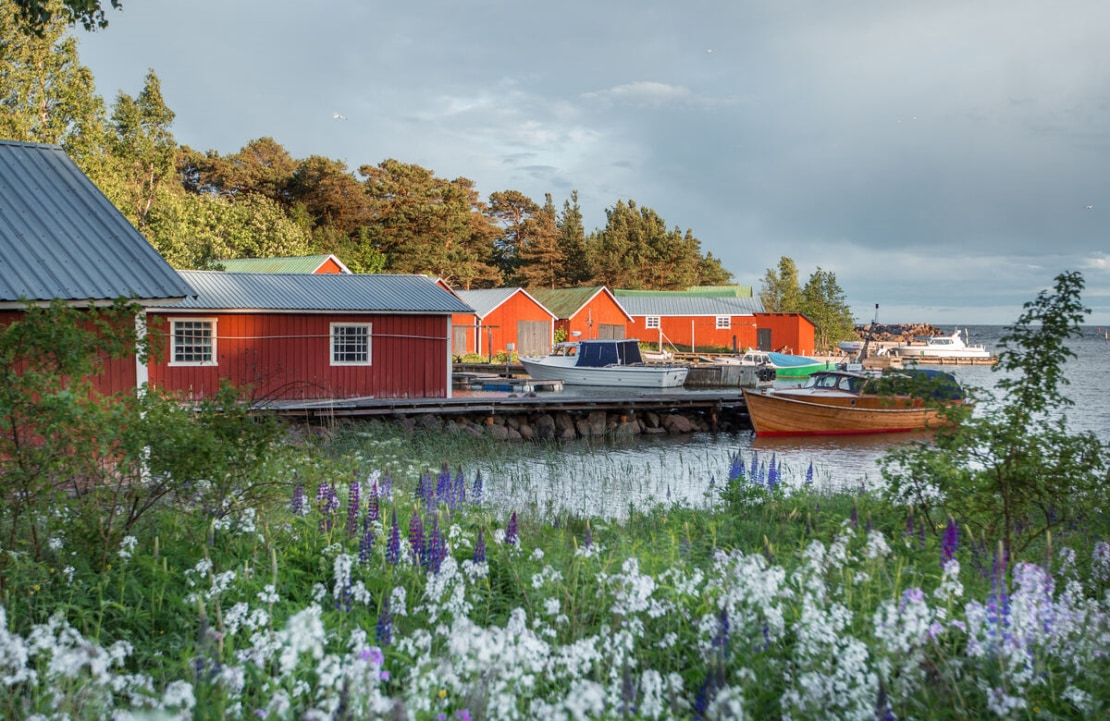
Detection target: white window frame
<box><xmin>645</xmin><ymin>316</ymin><xmax>661</xmax><ymax>329</ymax></box>
<box><xmin>331</xmin><ymin>322</ymin><xmax>373</xmax><ymax>366</ymax></box>
<box><xmin>169</xmin><ymin>318</ymin><xmax>217</xmax><ymax>366</ymax></box>
<box><xmin>716</xmin><ymin>316</ymin><xmax>731</xmax><ymax>330</ymax></box>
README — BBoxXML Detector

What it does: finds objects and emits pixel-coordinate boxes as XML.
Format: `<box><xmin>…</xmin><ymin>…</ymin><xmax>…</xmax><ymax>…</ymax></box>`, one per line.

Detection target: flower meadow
<box><xmin>3</xmin><ymin>428</ymin><xmax>1110</xmax><ymax>720</ymax></box>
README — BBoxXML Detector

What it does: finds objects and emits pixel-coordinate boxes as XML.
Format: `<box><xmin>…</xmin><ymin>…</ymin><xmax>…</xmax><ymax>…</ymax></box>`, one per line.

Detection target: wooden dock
<box><xmin>261</xmin><ymin>388</ymin><xmax>749</xmax><ymax>425</ymax></box>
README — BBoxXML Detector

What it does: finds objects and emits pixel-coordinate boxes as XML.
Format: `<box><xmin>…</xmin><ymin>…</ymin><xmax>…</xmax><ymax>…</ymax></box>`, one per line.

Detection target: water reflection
<box><xmin>473</xmin><ymin>326</ymin><xmax>1108</xmax><ymax>520</ymax></box>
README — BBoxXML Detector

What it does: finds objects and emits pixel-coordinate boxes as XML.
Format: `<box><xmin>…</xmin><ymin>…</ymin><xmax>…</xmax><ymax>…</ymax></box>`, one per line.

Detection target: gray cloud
<box><xmin>77</xmin><ymin>0</ymin><xmax>1110</xmax><ymax>323</ymax></box>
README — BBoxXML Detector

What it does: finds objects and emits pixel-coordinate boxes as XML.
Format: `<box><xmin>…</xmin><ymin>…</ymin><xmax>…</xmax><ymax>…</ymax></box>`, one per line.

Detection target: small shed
<box><xmin>0</xmin><ymin>140</ymin><xmax>193</xmax><ymax>395</ymax></box>
<box><xmin>147</xmin><ymin>271</ymin><xmax>474</xmax><ymax>401</ymax></box>
<box><xmin>218</xmin><ymin>254</ymin><xmax>352</xmax><ymax>274</ymax></box>
<box><xmin>614</xmin><ymin>293</ymin><xmax>764</xmax><ymax>354</ymax></box>
<box><xmin>751</xmin><ymin>312</ymin><xmax>817</xmax><ymax>355</ymax></box>
<box><xmin>453</xmin><ymin>288</ymin><xmax>556</xmax><ymax>359</ymax></box>
<box><xmin>528</xmin><ymin>286</ymin><xmax>632</xmax><ymax>342</ymax></box>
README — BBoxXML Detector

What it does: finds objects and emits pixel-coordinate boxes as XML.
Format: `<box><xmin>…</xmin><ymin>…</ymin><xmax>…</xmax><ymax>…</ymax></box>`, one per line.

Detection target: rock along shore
<box><xmin>387</xmin><ymin>406</ymin><xmax>742</xmax><ymax>441</ymax></box>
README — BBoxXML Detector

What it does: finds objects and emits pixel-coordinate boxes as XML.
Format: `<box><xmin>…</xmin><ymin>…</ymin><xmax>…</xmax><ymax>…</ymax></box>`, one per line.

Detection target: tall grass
<box><xmin>3</xmin><ymin>425</ymin><xmax>1110</xmax><ymax>719</ymax></box>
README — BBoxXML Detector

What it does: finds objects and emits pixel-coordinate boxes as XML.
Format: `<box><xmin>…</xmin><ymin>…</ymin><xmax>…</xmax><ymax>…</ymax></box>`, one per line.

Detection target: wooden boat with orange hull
<box><xmin>740</xmin><ymin>369</ymin><xmax>967</xmax><ymax>437</ymax></box>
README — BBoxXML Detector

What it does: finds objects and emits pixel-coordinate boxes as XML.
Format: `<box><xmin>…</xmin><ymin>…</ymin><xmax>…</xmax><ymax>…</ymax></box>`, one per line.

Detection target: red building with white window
<box><xmin>147</xmin><ymin>271</ymin><xmax>474</xmax><ymax>401</ymax></box>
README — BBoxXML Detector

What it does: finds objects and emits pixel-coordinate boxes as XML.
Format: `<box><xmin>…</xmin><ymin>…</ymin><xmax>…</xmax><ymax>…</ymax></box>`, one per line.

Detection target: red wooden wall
<box><xmin>473</xmin><ymin>292</ymin><xmax>552</xmax><ymax>356</ymax></box>
<box><xmin>1</xmin><ymin>309</ymin><xmax>139</xmax><ymax>397</ymax></box>
<box><xmin>562</xmin><ymin>293</ymin><xmax>630</xmax><ymax>341</ymax></box>
<box><xmin>752</xmin><ymin>313</ymin><xmax>816</xmax><ymax>355</ymax></box>
<box><xmin>147</xmin><ymin>312</ymin><xmax>451</xmax><ymax>401</ymax></box>
<box><xmin>625</xmin><ymin>315</ymin><xmax>760</xmax><ymax>353</ymax></box>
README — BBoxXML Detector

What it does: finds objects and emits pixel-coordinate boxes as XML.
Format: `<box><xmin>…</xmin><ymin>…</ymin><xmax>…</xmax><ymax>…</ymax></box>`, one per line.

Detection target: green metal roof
<box><xmin>613</xmin><ymin>285</ymin><xmax>753</xmax><ymax>298</ymax></box>
<box><xmin>528</xmin><ymin>286</ymin><xmax>609</xmax><ymax>319</ymax></box>
<box><xmin>217</xmin><ymin>254</ymin><xmax>347</xmax><ymax>274</ymax></box>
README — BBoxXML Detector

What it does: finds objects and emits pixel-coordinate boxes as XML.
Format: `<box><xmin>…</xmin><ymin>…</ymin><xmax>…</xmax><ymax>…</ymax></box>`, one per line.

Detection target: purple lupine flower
<box><xmin>749</xmin><ymin>451</ymin><xmax>760</xmax><ymax>481</ymax></box>
<box><xmin>712</xmin><ymin>607</ymin><xmax>730</xmax><ymax>657</ymax></box>
<box><xmin>417</xmin><ymin>470</ymin><xmax>433</xmax><ymax>508</ymax></box>
<box><xmin>850</xmin><ymin>500</ymin><xmax>859</xmax><ymax>529</ymax></box>
<box><xmin>318</xmin><ymin>482</ymin><xmax>339</xmax><ymax>532</ymax></box>
<box><xmin>505</xmin><ymin>511</ymin><xmax>518</xmax><ymax>546</ymax></box>
<box><xmin>382</xmin><ymin>470</ymin><xmax>393</xmax><ymax>499</ymax></box>
<box><xmin>386</xmin><ymin>510</ymin><xmax>401</xmax><ymax>565</ymax></box>
<box><xmin>376</xmin><ymin>599</ymin><xmax>393</xmax><ymax>646</ymax></box>
<box><xmin>291</xmin><ymin>482</ymin><xmax>306</xmax><ymax>516</ymax></box>
<box><xmin>986</xmin><ymin>546</ymin><xmax>1011</xmax><ymax>641</ymax></box>
<box><xmin>728</xmin><ymin>451</ymin><xmax>744</xmax><ymax>482</ymax></box>
<box><xmin>874</xmin><ymin>683</ymin><xmax>895</xmax><ymax>721</ymax></box>
<box><xmin>347</xmin><ymin>477</ymin><xmax>361</xmax><ymax>537</ymax></box>
<box><xmin>367</xmin><ymin>485</ymin><xmax>380</xmax><ymax>524</ymax></box>
<box><xmin>408</xmin><ymin>511</ymin><xmax>425</xmax><ymax>564</ymax></box>
<box><xmin>583</xmin><ymin>522</ymin><xmax>593</xmax><ymax>550</ymax></box>
<box><xmin>680</xmin><ymin>533</ymin><xmax>691</xmax><ymax>558</ymax></box>
<box><xmin>941</xmin><ymin>516</ymin><xmax>960</xmax><ymax>563</ymax></box>
<box><xmin>767</xmin><ymin>453</ymin><xmax>778</xmax><ymax>490</ymax></box>
<box><xmin>473</xmin><ymin>528</ymin><xmax>486</xmax><ymax>564</ymax></box>
<box><xmin>471</xmin><ymin>470</ymin><xmax>483</xmax><ymax>505</ymax></box>
<box><xmin>805</xmin><ymin>461</ymin><xmax>814</xmax><ymax>485</ymax></box>
<box><xmin>427</xmin><ymin>514</ymin><xmax>446</xmax><ymax>573</ymax></box>
<box><xmin>904</xmin><ymin>510</ymin><xmax>916</xmax><ymax>541</ymax></box>
<box><xmin>359</xmin><ymin>526</ymin><xmax>374</xmax><ymax>565</ymax></box>
<box><xmin>437</xmin><ymin>463</ymin><xmax>451</xmax><ymax>502</ymax></box>
<box><xmin>420</xmin><ymin>513</ymin><xmax>439</xmax><ymax>571</ymax></box>
<box><xmin>453</xmin><ymin>469</ymin><xmax>466</xmax><ymax>509</ymax></box>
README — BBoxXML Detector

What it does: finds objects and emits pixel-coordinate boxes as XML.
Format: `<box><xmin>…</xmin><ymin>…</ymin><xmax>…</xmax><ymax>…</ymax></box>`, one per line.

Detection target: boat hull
<box><xmin>520</xmin><ymin>358</ymin><xmax>689</xmax><ymax>388</ymax></box>
<box><xmin>741</xmin><ymin>387</ymin><xmax>957</xmax><ymax>436</ymax></box>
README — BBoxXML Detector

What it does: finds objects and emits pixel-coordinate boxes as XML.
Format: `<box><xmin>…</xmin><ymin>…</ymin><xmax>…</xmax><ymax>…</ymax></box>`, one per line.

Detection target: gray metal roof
<box><xmin>158</xmin><ymin>271</ymin><xmax>475</xmax><ymax>314</ymax></box>
<box><xmin>454</xmin><ymin>287</ymin><xmax>556</xmax><ymax>320</ymax></box>
<box><xmin>0</xmin><ymin>140</ymin><xmax>194</xmax><ymax>304</ymax></box>
<box><xmin>616</xmin><ymin>295</ymin><xmax>764</xmax><ymax>316</ymax></box>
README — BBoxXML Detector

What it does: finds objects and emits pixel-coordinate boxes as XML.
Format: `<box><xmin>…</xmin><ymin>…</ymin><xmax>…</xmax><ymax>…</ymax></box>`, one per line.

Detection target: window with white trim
<box><xmin>716</xmin><ymin>316</ymin><xmax>731</xmax><ymax>330</ymax></box>
<box><xmin>171</xmin><ymin>319</ymin><xmax>216</xmax><ymax>365</ymax></box>
<box><xmin>331</xmin><ymin>323</ymin><xmax>372</xmax><ymax>365</ymax></box>
<box><xmin>645</xmin><ymin>316</ymin><xmax>661</xmax><ymax>329</ymax></box>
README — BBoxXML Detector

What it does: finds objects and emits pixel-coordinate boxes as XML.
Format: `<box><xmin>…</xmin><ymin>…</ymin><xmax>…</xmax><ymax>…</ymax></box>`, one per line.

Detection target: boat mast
<box><xmin>856</xmin><ymin>304</ymin><xmax>879</xmax><ymax>365</ymax></box>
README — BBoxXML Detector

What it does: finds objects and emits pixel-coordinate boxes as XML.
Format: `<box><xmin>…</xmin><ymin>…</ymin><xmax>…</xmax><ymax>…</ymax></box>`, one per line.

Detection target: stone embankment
<box><xmin>392</xmin><ymin>407</ymin><xmax>739</xmax><ymax>441</ymax></box>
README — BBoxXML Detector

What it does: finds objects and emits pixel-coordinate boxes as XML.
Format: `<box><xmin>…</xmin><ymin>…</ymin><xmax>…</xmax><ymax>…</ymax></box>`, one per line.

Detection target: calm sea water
<box><xmin>477</xmin><ymin>325</ymin><xmax>1110</xmax><ymax>519</ymax></box>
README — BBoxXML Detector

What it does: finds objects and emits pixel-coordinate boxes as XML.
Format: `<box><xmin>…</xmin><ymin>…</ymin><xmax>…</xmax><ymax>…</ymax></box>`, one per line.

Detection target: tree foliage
<box><xmin>760</xmin><ymin>257</ymin><xmax>855</xmax><ymax>350</ymax></box>
<box><xmin>800</xmin><ymin>267</ymin><xmax>855</xmax><ymax>350</ymax></box>
<box><xmin>0</xmin><ymin>0</ymin><xmax>108</xmax><ymax>167</ymax></box>
<box><xmin>759</xmin><ymin>256</ymin><xmax>802</xmax><ymax>312</ymax></box>
<box><xmin>881</xmin><ymin>271</ymin><xmax>1107</xmax><ymax>556</ymax></box>
<box><xmin>10</xmin><ymin>0</ymin><xmax>121</xmax><ymax>34</ymax></box>
<box><xmin>1</xmin><ymin>19</ymin><xmax>738</xmax><ymax>289</ymax></box>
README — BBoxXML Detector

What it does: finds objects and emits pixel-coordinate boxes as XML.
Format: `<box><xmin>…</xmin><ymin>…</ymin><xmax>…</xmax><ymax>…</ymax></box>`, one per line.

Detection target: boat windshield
<box><xmin>804</xmin><ymin>373</ymin><xmax>862</xmax><ymax>391</ymax></box>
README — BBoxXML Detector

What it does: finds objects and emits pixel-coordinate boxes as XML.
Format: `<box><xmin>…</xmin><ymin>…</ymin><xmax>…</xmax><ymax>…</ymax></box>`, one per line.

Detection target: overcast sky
<box><xmin>77</xmin><ymin>0</ymin><xmax>1110</xmax><ymax>325</ymax></box>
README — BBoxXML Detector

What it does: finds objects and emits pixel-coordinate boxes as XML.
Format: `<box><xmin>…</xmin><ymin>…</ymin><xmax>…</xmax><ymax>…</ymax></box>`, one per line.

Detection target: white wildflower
<box><xmin>117</xmin><ymin>535</ymin><xmax>138</xmax><ymax>562</ymax></box>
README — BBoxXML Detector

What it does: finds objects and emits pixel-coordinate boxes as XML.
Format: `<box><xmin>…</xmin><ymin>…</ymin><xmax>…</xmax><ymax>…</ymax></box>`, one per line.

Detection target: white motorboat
<box><xmin>519</xmin><ymin>339</ymin><xmax>689</xmax><ymax>388</ymax></box>
<box><xmin>891</xmin><ymin>329</ymin><xmax>993</xmax><ymax>360</ymax></box>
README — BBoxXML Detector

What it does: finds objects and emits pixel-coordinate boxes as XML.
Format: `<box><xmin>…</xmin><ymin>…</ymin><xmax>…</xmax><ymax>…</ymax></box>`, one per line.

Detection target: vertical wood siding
<box><xmin>752</xmin><ymin>314</ymin><xmax>816</xmax><ymax>356</ymax></box>
<box><xmin>1</xmin><ymin>309</ymin><xmax>138</xmax><ymax>397</ymax></box>
<box><xmin>567</xmin><ymin>295</ymin><xmax>629</xmax><ymax>340</ymax></box>
<box><xmin>477</xmin><ymin>293</ymin><xmax>552</xmax><ymax>356</ymax></box>
<box><xmin>147</xmin><ymin>312</ymin><xmax>450</xmax><ymax>401</ymax></box>
<box><xmin>625</xmin><ymin>315</ymin><xmax>759</xmax><ymax>353</ymax></box>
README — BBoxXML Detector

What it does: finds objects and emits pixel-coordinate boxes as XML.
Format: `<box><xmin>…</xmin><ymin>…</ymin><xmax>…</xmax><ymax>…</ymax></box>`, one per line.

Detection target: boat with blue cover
<box><xmin>520</xmin><ymin>339</ymin><xmax>689</xmax><ymax>388</ymax></box>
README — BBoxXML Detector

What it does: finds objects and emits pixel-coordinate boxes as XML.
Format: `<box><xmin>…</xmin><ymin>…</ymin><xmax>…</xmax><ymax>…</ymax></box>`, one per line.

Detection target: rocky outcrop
<box><xmin>852</xmin><ymin>323</ymin><xmax>943</xmax><ymax>343</ymax></box>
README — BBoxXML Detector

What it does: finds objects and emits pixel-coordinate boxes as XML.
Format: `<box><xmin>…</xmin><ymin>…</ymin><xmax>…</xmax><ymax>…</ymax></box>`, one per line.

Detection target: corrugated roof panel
<box><xmin>454</xmin><ymin>287</ymin><xmax>520</xmax><ymax>318</ymax></box>
<box><xmin>218</xmin><ymin>255</ymin><xmax>346</xmax><ymax>274</ymax></box>
<box><xmin>0</xmin><ymin>140</ymin><xmax>194</xmax><ymax>303</ymax></box>
<box><xmin>161</xmin><ymin>271</ymin><xmax>474</xmax><ymax>314</ymax></box>
<box><xmin>617</xmin><ymin>295</ymin><xmax>764</xmax><ymax>316</ymax></box>
<box><xmin>528</xmin><ymin>286</ymin><xmax>605</xmax><ymax>319</ymax></box>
